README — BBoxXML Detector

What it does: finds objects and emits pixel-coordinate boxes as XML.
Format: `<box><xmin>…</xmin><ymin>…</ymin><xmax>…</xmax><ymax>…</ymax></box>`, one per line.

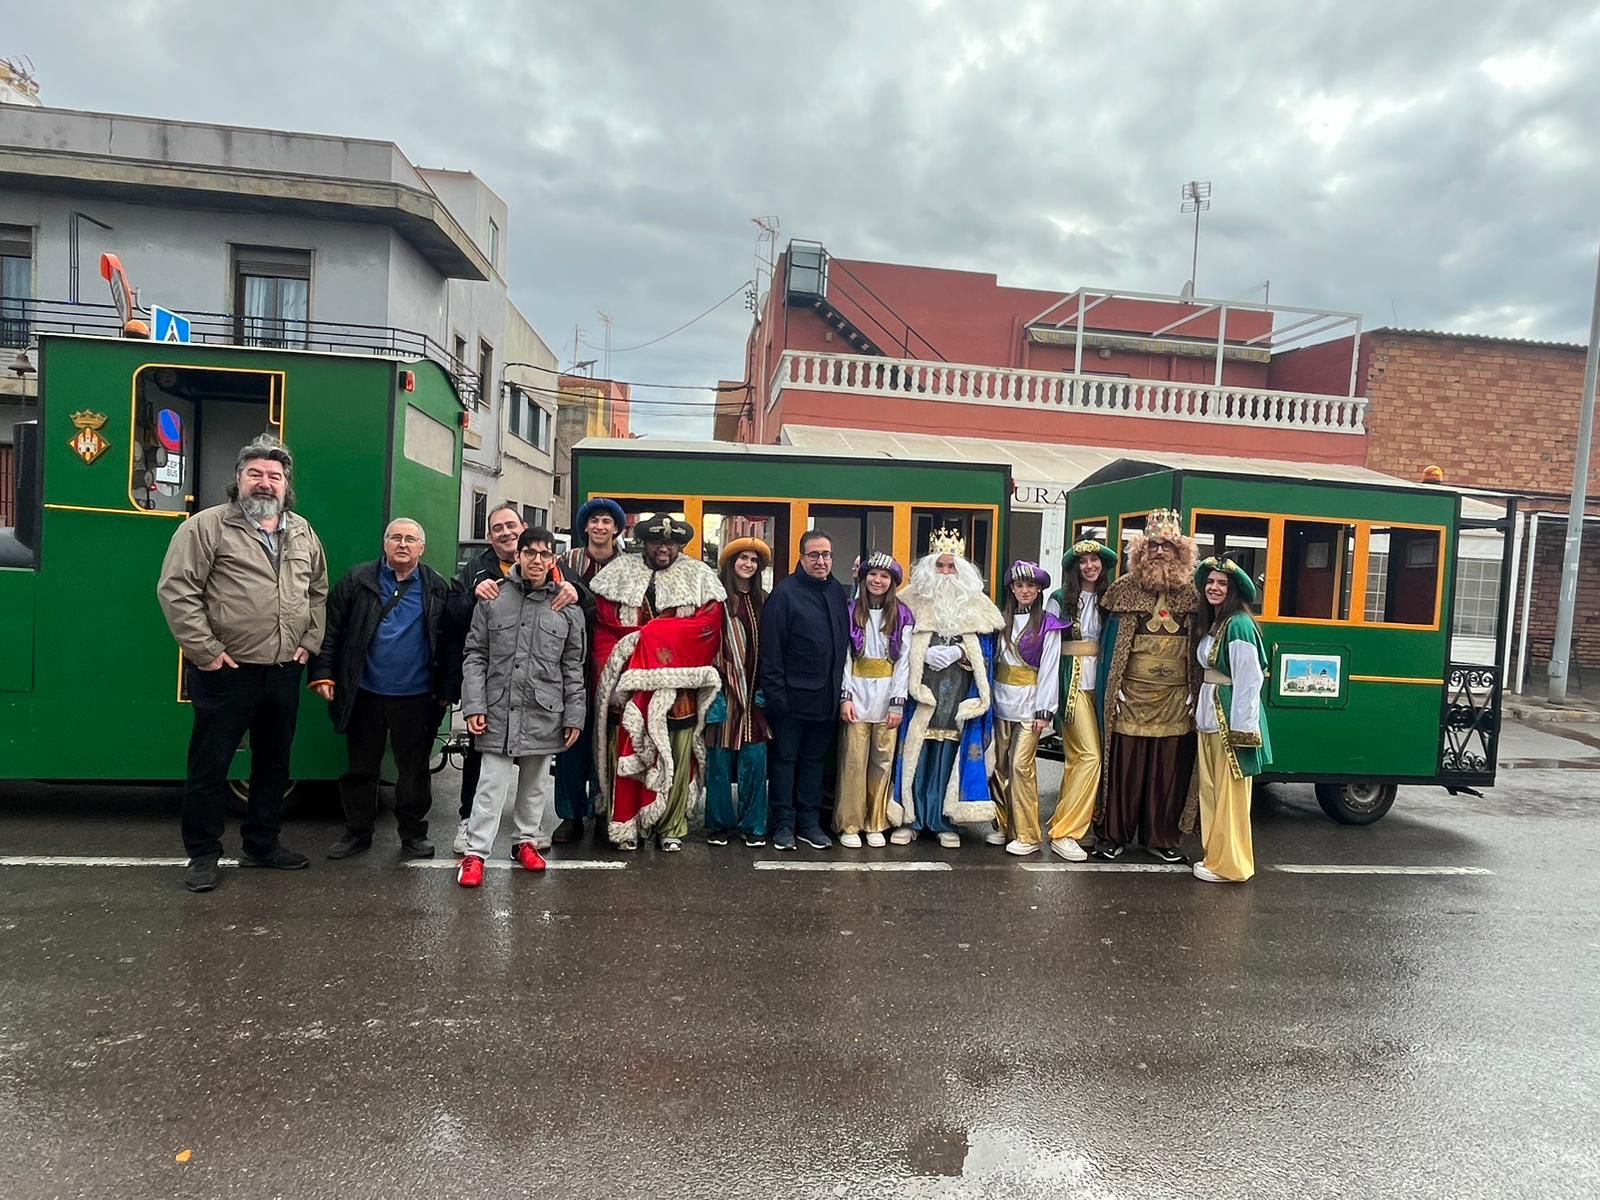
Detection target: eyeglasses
<box><xmin>385</xmin><ymin>534</ymin><xmax>424</xmax><ymax>545</ymax></box>
<box><xmin>521</xmin><ymin>548</ymin><xmax>557</xmax><ymax>561</ymax></box>
<box><xmin>802</xmin><ymin>551</ymin><xmax>833</xmax><ymax>562</ymax></box>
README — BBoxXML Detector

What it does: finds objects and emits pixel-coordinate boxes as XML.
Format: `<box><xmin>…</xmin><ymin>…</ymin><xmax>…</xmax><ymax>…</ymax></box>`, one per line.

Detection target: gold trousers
<box><xmin>834</xmin><ymin>719</ymin><xmax>897</xmax><ymax>834</ymax></box>
<box><xmin>992</xmin><ymin>720</ymin><xmax>1041</xmax><ymax>845</ymax></box>
<box><xmin>1047</xmin><ymin>689</ymin><xmax>1100</xmax><ymax>841</ymax></box>
<box><xmin>1196</xmin><ymin>731</ymin><xmax>1255</xmax><ymax>881</ymax></box>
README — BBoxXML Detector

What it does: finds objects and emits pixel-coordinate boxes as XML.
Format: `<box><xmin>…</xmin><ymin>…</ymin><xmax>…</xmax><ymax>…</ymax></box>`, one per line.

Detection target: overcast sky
<box><xmin>12</xmin><ymin>0</ymin><xmax>1600</xmax><ymax>437</ymax></box>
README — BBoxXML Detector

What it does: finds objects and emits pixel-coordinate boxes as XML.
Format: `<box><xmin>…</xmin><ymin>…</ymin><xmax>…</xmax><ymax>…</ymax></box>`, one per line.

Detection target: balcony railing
<box><xmin>771</xmin><ymin>349</ymin><xmax>1368</xmax><ymax>434</ymax></box>
<box><xmin>1</xmin><ymin>298</ymin><xmax>486</xmax><ymax>406</ymax></box>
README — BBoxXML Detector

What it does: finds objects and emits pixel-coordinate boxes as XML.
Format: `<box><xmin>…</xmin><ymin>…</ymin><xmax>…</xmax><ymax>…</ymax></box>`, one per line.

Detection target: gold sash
<box><xmin>1203</xmin><ymin>667</ymin><xmax>1232</xmax><ymax>685</ymax></box>
<box><xmin>1063</xmin><ymin>640</ymin><xmax>1098</xmax><ymax>656</ymax></box>
<box><xmin>852</xmin><ymin>657</ymin><xmax>894</xmax><ymax>679</ymax></box>
<box><xmin>995</xmin><ymin>661</ymin><xmax>1039</xmax><ymax>687</ymax></box>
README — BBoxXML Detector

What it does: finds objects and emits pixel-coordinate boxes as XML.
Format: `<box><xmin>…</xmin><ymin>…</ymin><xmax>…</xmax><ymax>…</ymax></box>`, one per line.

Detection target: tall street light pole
<box><xmin>1548</xmin><ymin>241</ymin><xmax>1600</xmax><ymax>703</ymax></box>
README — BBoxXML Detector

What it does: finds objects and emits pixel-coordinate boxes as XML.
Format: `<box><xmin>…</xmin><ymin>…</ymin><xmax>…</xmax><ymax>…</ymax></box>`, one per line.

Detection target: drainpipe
<box><xmin>1501</xmin><ymin>508</ymin><xmax>1524</xmax><ymax>683</ymax></box>
<box><xmin>1515</xmin><ymin>512</ymin><xmax>1540</xmax><ymax>694</ymax></box>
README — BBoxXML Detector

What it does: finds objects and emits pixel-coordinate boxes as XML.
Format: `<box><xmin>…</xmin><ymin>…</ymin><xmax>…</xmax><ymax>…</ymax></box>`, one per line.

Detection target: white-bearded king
<box><xmin>590</xmin><ymin>514</ymin><xmax>725</xmax><ymax>852</ymax></box>
<box><xmin>891</xmin><ymin>529</ymin><xmax>1005</xmax><ymax>848</ymax></box>
<box><xmin>1091</xmin><ymin>509</ymin><xmax>1203</xmax><ymax>863</ymax></box>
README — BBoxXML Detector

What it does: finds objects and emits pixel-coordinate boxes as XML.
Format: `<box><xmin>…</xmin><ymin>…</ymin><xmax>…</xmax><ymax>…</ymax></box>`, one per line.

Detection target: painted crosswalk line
<box><xmin>754</xmin><ymin>861</ymin><xmax>953</xmax><ymax>872</ymax></box>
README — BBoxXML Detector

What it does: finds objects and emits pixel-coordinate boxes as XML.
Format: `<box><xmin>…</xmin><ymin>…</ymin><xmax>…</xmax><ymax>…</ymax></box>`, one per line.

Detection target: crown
<box><xmin>928</xmin><ymin>526</ymin><xmax>966</xmax><ymax>556</ymax></box>
<box><xmin>70</xmin><ymin>410</ymin><xmax>109</xmax><ymax>430</ymax></box>
<box><xmin>1143</xmin><ymin>508</ymin><xmax>1184</xmax><ymax>541</ymax></box>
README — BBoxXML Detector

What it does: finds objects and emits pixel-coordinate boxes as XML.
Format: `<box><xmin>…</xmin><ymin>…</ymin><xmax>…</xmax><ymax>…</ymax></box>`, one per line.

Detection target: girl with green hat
<box><xmin>1044</xmin><ymin>539</ymin><xmax>1117</xmax><ymax>861</ymax></box>
<box><xmin>1191</xmin><ymin>557</ymin><xmax>1273</xmax><ymax>883</ymax></box>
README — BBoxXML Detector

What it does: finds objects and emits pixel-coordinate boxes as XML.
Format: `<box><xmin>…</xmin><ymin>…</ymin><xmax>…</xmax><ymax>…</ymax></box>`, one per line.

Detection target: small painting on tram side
<box><xmin>1279</xmin><ymin>653</ymin><xmax>1342</xmax><ymax>700</ymax></box>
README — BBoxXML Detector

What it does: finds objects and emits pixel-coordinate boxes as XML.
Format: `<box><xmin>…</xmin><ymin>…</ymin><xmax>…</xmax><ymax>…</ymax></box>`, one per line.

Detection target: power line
<box><xmin>578</xmin><ymin>280</ymin><xmax>753</xmax><ymax>355</ymax></box>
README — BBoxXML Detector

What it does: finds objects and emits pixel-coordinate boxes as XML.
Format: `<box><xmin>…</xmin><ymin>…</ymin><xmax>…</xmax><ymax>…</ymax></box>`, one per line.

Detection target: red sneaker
<box><xmin>512</xmin><ymin>842</ymin><xmax>547</xmax><ymax>872</ymax></box>
<box><xmin>456</xmin><ymin>855</ymin><xmax>484</xmax><ymax>888</ymax></box>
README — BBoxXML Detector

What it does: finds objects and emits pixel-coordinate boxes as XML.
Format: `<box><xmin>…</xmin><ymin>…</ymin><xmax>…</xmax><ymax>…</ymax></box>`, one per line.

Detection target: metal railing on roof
<box><xmin>1</xmin><ymin>298</ymin><xmax>486</xmax><ymax>406</ymax></box>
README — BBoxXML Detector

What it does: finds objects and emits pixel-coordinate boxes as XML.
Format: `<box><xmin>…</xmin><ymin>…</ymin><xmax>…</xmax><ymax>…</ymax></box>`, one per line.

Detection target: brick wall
<box><xmin>1511</xmin><ymin>516</ymin><xmax>1600</xmax><ymax>680</ymax></box>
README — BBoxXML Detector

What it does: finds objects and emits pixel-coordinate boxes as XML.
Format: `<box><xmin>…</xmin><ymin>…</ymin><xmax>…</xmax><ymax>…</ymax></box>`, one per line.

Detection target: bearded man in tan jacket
<box><xmin>157</xmin><ymin>436</ymin><xmax>328</xmax><ymax>893</ymax></box>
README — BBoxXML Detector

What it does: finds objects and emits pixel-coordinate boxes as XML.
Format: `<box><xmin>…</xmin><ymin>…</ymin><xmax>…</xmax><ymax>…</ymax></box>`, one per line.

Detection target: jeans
<box><xmin>181</xmin><ymin>661</ymin><xmax>303</xmax><ymax>860</ymax></box>
<box><xmin>339</xmin><ymin>689</ymin><xmax>440</xmax><ymax>840</ymax></box>
<box><xmin>705</xmin><ymin>741</ymin><xmax>769</xmax><ymax>837</ymax></box>
<box><xmin>554</xmin><ymin>715</ymin><xmax>598</xmax><ymax>821</ymax></box>
<box><xmin>767</xmin><ymin>714</ymin><xmax>834</xmax><ymax>835</ymax></box>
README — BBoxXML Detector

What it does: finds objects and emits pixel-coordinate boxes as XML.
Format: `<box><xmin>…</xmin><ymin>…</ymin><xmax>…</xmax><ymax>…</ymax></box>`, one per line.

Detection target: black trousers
<box><xmin>340</xmin><ymin>689</ymin><xmax>440</xmax><ymax>839</ymax></box>
<box><xmin>553</xmin><ymin>713</ymin><xmax>597</xmax><ymax>821</ymax></box>
<box><xmin>767</xmin><ymin>714</ymin><xmax>835</xmax><ymax>835</ymax></box>
<box><xmin>181</xmin><ymin>662</ymin><xmax>303</xmax><ymax>860</ymax></box>
<box><xmin>458</xmin><ymin>747</ymin><xmax>482</xmax><ymax>820</ymax></box>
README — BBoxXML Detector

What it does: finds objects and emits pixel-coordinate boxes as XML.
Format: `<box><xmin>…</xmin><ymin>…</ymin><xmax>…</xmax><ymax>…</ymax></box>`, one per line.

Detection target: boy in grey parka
<box><xmin>457</xmin><ymin>527</ymin><xmax>587</xmax><ymax>884</ymax></box>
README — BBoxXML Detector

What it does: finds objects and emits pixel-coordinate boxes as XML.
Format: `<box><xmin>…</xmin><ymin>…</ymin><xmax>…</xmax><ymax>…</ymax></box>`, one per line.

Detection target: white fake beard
<box><xmin>921</xmin><ymin>572</ymin><xmax>983</xmax><ymax>633</ymax></box>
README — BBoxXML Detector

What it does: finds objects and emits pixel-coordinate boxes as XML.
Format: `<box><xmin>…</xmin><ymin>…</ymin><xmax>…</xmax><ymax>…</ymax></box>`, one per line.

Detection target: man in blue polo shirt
<box><xmin>310</xmin><ymin>519</ymin><xmax>469</xmax><ymax>859</ymax></box>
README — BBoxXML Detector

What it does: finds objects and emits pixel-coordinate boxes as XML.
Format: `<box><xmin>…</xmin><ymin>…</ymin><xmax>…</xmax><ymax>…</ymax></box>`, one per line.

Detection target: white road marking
<box><xmin>754</xmin><ymin>861</ymin><xmax>953</xmax><ymax>872</ymax></box>
<box><xmin>404</xmin><ymin>860</ymin><xmax>627</xmax><ymax>871</ymax></box>
<box><xmin>0</xmin><ymin>855</ymin><xmax>236</xmax><ymax>867</ymax></box>
<box><xmin>1022</xmin><ymin>863</ymin><xmax>1189</xmax><ymax>873</ymax></box>
<box><xmin>1271</xmin><ymin>864</ymin><xmax>1495</xmax><ymax>876</ymax></box>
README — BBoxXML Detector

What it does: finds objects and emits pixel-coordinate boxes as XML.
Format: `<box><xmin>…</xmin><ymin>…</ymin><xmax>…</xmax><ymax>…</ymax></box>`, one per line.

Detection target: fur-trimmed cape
<box><xmin>589</xmin><ymin>553</ymin><xmax>726</xmax><ymax>847</ymax></box>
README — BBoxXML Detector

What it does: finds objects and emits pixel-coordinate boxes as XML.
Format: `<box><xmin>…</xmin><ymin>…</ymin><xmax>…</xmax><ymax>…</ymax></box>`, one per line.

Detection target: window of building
<box><xmin>477</xmin><ymin>340</ymin><xmax>494</xmax><ymax>412</ymax></box>
<box><xmin>536</xmin><ymin>405</ymin><xmax>552</xmax><ymax>452</ymax></box>
<box><xmin>1279</xmin><ymin>520</ymin><xmax>1357</xmax><ymax>620</ymax></box>
<box><xmin>0</xmin><ymin>443</ymin><xmax>14</xmax><ymax>527</ymax></box>
<box><xmin>1452</xmin><ymin>557</ymin><xmax>1502</xmax><ymax>639</ymax></box>
<box><xmin>1</xmin><ymin>225</ymin><xmax>32</xmax><ymax>350</ymax></box>
<box><xmin>233</xmin><ymin>246</ymin><xmax>310</xmax><ymax>348</ymax></box>
<box><xmin>487</xmin><ymin>219</ymin><xmax>500</xmax><ymax>270</ymax></box>
<box><xmin>1194</xmin><ymin>512</ymin><xmax>1269</xmax><ymax>614</ymax></box>
<box><xmin>553</xmin><ymin>475</ymin><xmax>563</xmax><ymax>497</ymax></box>
<box><xmin>523</xmin><ymin>504</ymin><xmax>548</xmax><ymax>530</ymax></box>
<box><xmin>1363</xmin><ymin>526</ymin><xmax>1443</xmax><ymax>625</ymax></box>
<box><xmin>471</xmin><ymin>490</ymin><xmax>488</xmax><ymax>540</ymax></box>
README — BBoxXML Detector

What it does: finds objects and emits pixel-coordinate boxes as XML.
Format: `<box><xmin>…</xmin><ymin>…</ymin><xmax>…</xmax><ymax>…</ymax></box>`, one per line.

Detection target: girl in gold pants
<box><xmin>989</xmin><ymin>561</ymin><xmax>1067</xmax><ymax>855</ymax></box>
<box><xmin>836</xmin><ymin>553</ymin><xmax>914</xmax><ymax>848</ymax></box>
<box><xmin>1044</xmin><ymin>539</ymin><xmax>1115</xmax><ymax>861</ymax></box>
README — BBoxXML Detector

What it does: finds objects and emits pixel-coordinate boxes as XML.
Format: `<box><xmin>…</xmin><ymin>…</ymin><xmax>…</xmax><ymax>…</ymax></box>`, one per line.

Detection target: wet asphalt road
<box><xmin>1</xmin><ymin>722</ymin><xmax>1598</xmax><ymax>1199</ymax></box>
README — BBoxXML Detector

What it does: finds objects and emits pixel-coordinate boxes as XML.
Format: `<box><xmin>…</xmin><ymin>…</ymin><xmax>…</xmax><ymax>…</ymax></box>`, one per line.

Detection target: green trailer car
<box><xmin>0</xmin><ymin>334</ymin><xmax>465</xmax><ymax>787</ymax></box>
<box><xmin>1066</xmin><ymin>457</ymin><xmax>1516</xmax><ymax>824</ymax></box>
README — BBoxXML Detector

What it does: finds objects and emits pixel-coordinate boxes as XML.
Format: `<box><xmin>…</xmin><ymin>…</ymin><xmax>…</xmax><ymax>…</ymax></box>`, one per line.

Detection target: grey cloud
<box><xmin>13</xmin><ymin>0</ymin><xmax>1600</xmax><ymax>438</ymax></box>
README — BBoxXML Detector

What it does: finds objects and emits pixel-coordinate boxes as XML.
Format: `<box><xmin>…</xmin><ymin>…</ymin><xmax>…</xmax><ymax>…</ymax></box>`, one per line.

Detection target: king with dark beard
<box><xmin>1091</xmin><ymin>509</ymin><xmax>1203</xmax><ymax>863</ymax></box>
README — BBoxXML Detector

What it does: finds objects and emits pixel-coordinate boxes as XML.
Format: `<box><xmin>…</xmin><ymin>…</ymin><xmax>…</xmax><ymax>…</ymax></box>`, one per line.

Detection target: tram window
<box><xmin>812</xmin><ymin>505</ymin><xmax>890</xmax><ymax>586</ymax></box>
<box><xmin>0</xmin><ymin>421</ymin><xmax>39</xmax><ymax>568</ymax></box>
<box><xmin>912</xmin><ymin>508</ymin><xmax>993</xmax><ymax>587</ymax></box>
<box><xmin>1072</xmin><ymin>520</ymin><xmax>1108</xmax><ymax>544</ymax></box>
<box><xmin>1366</xmin><ymin>526</ymin><xmax>1441</xmax><ymax>625</ymax></box>
<box><xmin>132</xmin><ymin>366</ymin><xmax>276</xmax><ymax>514</ymax></box>
<box><xmin>1010</xmin><ymin>511</ymin><xmax>1043</xmax><ymax>567</ymax></box>
<box><xmin>1118</xmin><ymin>514</ymin><xmax>1149</xmax><ymax>575</ymax></box>
<box><xmin>1193</xmin><ymin>513</ymin><xmax>1268</xmax><ymax>613</ymax></box>
<box><xmin>1280</xmin><ymin>520</ymin><xmax>1357</xmax><ymax>620</ymax></box>
<box><xmin>704</xmin><ymin>503</ymin><xmax>787</xmax><ymax>587</ymax></box>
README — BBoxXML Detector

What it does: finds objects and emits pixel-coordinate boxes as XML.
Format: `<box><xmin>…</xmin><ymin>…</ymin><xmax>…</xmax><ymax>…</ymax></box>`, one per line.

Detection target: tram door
<box><xmin>810</xmin><ymin>504</ymin><xmax>894</xmax><ymax>588</ymax></box>
<box><xmin>131</xmin><ymin>365</ymin><xmax>283</xmax><ymax>515</ymax></box>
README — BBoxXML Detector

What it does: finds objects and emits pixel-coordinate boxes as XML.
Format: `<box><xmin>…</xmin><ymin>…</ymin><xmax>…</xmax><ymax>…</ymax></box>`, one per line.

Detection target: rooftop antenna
<box><xmin>1180</xmin><ymin>180</ymin><xmax>1212</xmax><ymax>295</ymax></box>
<box><xmin>595</xmin><ymin>309</ymin><xmax>613</xmax><ymax>381</ymax></box>
<box><xmin>751</xmin><ymin>216</ymin><xmax>779</xmax><ymax>313</ymax></box>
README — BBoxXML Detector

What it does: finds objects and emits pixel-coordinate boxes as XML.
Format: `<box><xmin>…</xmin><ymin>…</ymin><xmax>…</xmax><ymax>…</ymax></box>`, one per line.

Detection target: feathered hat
<box><xmin>1063</xmin><ymin>538</ymin><xmax>1118</xmax><ymax>573</ymax></box>
<box><xmin>1194</xmin><ymin>556</ymin><xmax>1259</xmax><ymax>604</ymax></box>
<box><xmin>854</xmin><ymin>550</ymin><xmax>904</xmax><ymax>585</ymax></box>
<box><xmin>1007</xmin><ymin>559</ymin><xmax>1051</xmax><ymax>588</ymax></box>
<box><xmin>635</xmin><ymin>512</ymin><xmax>695</xmax><ymax>545</ymax></box>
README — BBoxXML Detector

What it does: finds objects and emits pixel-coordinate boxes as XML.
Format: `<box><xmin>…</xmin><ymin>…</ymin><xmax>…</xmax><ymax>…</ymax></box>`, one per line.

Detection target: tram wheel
<box><xmin>1314</xmin><ymin>782</ymin><xmax>1397</xmax><ymax>825</ymax></box>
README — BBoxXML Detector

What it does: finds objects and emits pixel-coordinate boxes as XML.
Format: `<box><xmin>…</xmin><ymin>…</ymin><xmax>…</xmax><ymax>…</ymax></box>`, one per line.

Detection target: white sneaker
<box><xmin>839</xmin><ymin>832</ymin><xmax>863</xmax><ymax>849</ymax></box>
<box><xmin>937</xmin><ymin>831</ymin><xmax>961</xmax><ymax>849</ymax></box>
<box><xmin>452</xmin><ymin>819</ymin><xmax>469</xmax><ymax>856</ymax></box>
<box><xmin>1050</xmin><ymin>837</ymin><xmax>1088</xmax><ymax>862</ymax></box>
<box><xmin>1004</xmin><ymin>840</ymin><xmax>1040</xmax><ymax>856</ymax></box>
<box><xmin>865</xmin><ymin>832</ymin><xmax>887</xmax><ymax>848</ymax></box>
<box><xmin>983</xmin><ymin>829</ymin><xmax>1008</xmax><ymax>846</ymax></box>
<box><xmin>1192</xmin><ymin>862</ymin><xmax>1229</xmax><ymax>883</ymax></box>
<box><xmin>889</xmin><ymin>827</ymin><xmax>915</xmax><ymax>845</ymax></box>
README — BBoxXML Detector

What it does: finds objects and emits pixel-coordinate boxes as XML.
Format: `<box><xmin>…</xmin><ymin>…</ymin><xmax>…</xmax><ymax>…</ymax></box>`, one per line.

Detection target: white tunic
<box><xmin>993</xmin><ymin>613</ymin><xmax>1061</xmax><ymax>723</ymax></box>
<box><xmin>1194</xmin><ymin>632</ymin><xmax>1265</xmax><ymax>735</ymax></box>
<box><xmin>1046</xmin><ymin>592</ymin><xmax>1102</xmax><ymax>692</ymax></box>
<box><xmin>839</xmin><ymin>607</ymin><xmax>912</xmax><ymax>724</ymax></box>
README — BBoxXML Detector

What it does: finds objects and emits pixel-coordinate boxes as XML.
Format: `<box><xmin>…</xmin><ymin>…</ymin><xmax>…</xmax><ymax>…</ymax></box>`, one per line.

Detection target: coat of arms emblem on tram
<box><xmin>68</xmin><ymin>410</ymin><xmax>111</xmax><ymax>464</ymax></box>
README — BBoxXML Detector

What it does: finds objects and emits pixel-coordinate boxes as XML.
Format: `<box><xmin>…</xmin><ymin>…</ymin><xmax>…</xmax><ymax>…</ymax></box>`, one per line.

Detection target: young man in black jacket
<box><xmin>759</xmin><ymin>530</ymin><xmax>850</xmax><ymax>851</ymax></box>
<box><xmin>310</xmin><ymin>519</ymin><xmax>472</xmax><ymax>859</ymax></box>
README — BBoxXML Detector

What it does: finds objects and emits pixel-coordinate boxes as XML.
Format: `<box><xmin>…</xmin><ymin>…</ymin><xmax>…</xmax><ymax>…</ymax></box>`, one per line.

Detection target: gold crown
<box><xmin>70</xmin><ymin>410</ymin><xmax>109</xmax><ymax>430</ymax></box>
<box><xmin>928</xmin><ymin>526</ymin><xmax>966</xmax><ymax>556</ymax></box>
<box><xmin>1143</xmin><ymin>508</ymin><xmax>1184</xmax><ymax>541</ymax></box>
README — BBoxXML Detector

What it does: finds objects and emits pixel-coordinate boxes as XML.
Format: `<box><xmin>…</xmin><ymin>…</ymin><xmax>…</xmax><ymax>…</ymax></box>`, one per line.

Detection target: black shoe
<box><xmin>326</xmin><ymin>833</ymin><xmax>373</xmax><ymax>860</ymax></box>
<box><xmin>743</xmin><ymin>833</ymin><xmax>767</xmax><ymax>848</ymax></box>
<box><xmin>400</xmin><ymin>837</ymin><xmax>435</xmax><ymax>859</ymax></box>
<box><xmin>797</xmin><ymin>827</ymin><xmax>833</xmax><ymax>850</ymax></box>
<box><xmin>706</xmin><ymin>830</ymin><xmax>730</xmax><ymax>846</ymax></box>
<box><xmin>773</xmin><ymin>828</ymin><xmax>797</xmax><ymax>852</ymax></box>
<box><xmin>1151</xmin><ymin>847</ymin><xmax>1188</xmax><ymax>865</ymax></box>
<box><xmin>1089</xmin><ymin>842</ymin><xmax>1123</xmax><ymax>863</ymax></box>
<box><xmin>184</xmin><ymin>856</ymin><xmax>221</xmax><ymax>893</ymax></box>
<box><xmin>551</xmin><ymin>818</ymin><xmax>585</xmax><ymax>845</ymax></box>
<box><xmin>239</xmin><ymin>845</ymin><xmax>311</xmax><ymax>870</ymax></box>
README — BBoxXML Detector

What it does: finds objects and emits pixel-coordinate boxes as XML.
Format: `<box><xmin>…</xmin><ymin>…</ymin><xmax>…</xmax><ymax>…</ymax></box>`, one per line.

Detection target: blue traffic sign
<box><xmin>151</xmin><ymin>305</ymin><xmax>192</xmax><ymax>344</ymax></box>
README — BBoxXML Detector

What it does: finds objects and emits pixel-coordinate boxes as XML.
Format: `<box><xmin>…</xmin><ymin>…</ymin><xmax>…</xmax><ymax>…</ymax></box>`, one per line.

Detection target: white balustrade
<box><xmin>771</xmin><ymin>350</ymin><xmax>1367</xmax><ymax>433</ymax></box>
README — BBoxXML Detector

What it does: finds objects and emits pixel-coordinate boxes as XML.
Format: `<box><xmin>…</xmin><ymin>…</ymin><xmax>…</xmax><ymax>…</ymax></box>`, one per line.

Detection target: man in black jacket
<box><xmin>310</xmin><ymin>519</ymin><xmax>471</xmax><ymax>859</ymax></box>
<box><xmin>759</xmin><ymin>529</ymin><xmax>850</xmax><ymax>852</ymax></box>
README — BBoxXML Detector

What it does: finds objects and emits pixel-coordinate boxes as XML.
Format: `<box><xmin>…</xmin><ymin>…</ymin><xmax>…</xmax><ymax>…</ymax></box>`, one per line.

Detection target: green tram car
<box><xmin>0</xmin><ymin>333</ymin><xmax>466</xmax><ymax>786</ymax></box>
<box><xmin>1066</xmin><ymin>457</ymin><xmax>1515</xmax><ymax>824</ymax></box>
<box><xmin>570</xmin><ymin>438</ymin><xmax>1014</xmax><ymax>593</ymax></box>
